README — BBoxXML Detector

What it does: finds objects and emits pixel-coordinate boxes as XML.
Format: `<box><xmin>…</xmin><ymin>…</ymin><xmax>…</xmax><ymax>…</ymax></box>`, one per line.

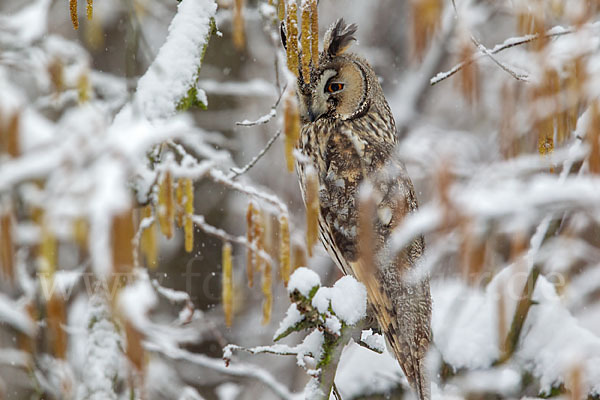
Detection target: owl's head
<box><xmin>284</xmin><ymin>19</ymin><xmax>382</xmax><ymax>124</ymax></box>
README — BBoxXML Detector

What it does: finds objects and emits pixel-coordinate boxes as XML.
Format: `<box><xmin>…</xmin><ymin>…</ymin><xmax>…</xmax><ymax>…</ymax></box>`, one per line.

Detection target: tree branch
<box><xmin>430</xmin><ymin>24</ymin><xmax>585</xmax><ymax>86</ymax></box>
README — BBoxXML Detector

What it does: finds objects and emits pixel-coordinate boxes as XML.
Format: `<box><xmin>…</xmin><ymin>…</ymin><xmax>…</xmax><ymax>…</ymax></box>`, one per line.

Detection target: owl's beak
<box><xmin>307</xmin><ymin>96</ymin><xmax>328</xmax><ymax>122</ymax></box>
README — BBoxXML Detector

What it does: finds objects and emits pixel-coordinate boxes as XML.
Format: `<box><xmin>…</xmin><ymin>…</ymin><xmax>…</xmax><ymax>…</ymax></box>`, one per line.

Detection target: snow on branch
<box><xmin>131</xmin><ymin>0</ymin><xmax>217</xmax><ymax>120</ymax></box>
<box><xmin>146</xmin><ymin>341</ymin><xmax>295</xmax><ymax>399</ymax></box>
<box><xmin>430</xmin><ymin>21</ymin><xmax>600</xmax><ymax>85</ymax></box>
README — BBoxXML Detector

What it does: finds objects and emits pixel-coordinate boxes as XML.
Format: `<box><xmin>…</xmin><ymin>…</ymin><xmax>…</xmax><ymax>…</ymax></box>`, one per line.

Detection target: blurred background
<box><xmin>2</xmin><ymin>0</ymin><xmax>600</xmax><ymax>399</ymax></box>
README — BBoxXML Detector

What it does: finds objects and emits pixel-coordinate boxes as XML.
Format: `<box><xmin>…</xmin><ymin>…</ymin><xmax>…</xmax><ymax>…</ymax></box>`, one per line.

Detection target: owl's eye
<box><xmin>326</xmin><ymin>82</ymin><xmax>344</xmax><ymax>93</ymax></box>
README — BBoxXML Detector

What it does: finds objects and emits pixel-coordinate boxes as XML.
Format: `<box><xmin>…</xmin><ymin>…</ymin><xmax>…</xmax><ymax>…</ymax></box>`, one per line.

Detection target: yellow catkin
<box><xmin>111</xmin><ymin>208</ymin><xmax>135</xmax><ymax>274</ymax></box>
<box><xmin>309</xmin><ymin>0</ymin><xmax>318</xmax><ymax>69</ymax></box>
<box><xmin>305</xmin><ymin>171</ymin><xmax>319</xmax><ymax>257</ymax></box>
<box><xmin>457</xmin><ymin>33</ymin><xmax>478</xmax><ymax>104</ymax></box>
<box><xmin>300</xmin><ymin>1</ymin><xmax>311</xmax><ymax>84</ymax></box>
<box><xmin>253</xmin><ymin>207</ymin><xmax>264</xmax><ymax>276</ymax></box>
<box><xmin>0</xmin><ymin>112</ymin><xmax>20</xmax><ymax>158</ymax></box>
<box><xmin>175</xmin><ymin>179</ymin><xmax>184</xmax><ymax>228</ymax></box>
<box><xmin>183</xmin><ymin>178</ymin><xmax>194</xmax><ymax>253</ymax></box>
<box><xmin>158</xmin><ymin>171</ymin><xmax>174</xmax><ymax>239</ymax></box>
<box><xmin>222</xmin><ymin>242</ymin><xmax>233</xmax><ymax>327</ymax></box>
<box><xmin>588</xmin><ymin>101</ymin><xmax>600</xmax><ymax>174</ymax></box>
<box><xmin>124</xmin><ymin>320</ymin><xmax>145</xmax><ymax>371</ymax></box>
<box><xmin>283</xmin><ymin>89</ymin><xmax>300</xmax><ymax>172</ymax></box>
<box><xmin>277</xmin><ymin>0</ymin><xmax>285</xmax><ymax>21</ymax></box>
<box><xmin>140</xmin><ymin>205</ymin><xmax>158</xmax><ymax>268</ymax></box>
<box><xmin>535</xmin><ymin>69</ymin><xmax>559</xmax><ymax>157</ymax></box>
<box><xmin>292</xmin><ymin>242</ymin><xmax>306</xmax><ymax>270</ymax></box>
<box><xmin>86</xmin><ymin>0</ymin><xmax>93</xmax><ymax>20</ymax></box>
<box><xmin>246</xmin><ymin>202</ymin><xmax>255</xmax><ymax>287</ymax></box>
<box><xmin>47</xmin><ymin>293</ymin><xmax>67</xmax><ymax>359</ymax></box>
<box><xmin>40</xmin><ymin>221</ymin><xmax>57</xmax><ymax>277</ymax></box>
<box><xmin>279</xmin><ymin>214</ymin><xmax>291</xmax><ymax>286</ymax></box>
<box><xmin>233</xmin><ymin>0</ymin><xmax>245</xmax><ymax>51</ymax></box>
<box><xmin>70</xmin><ymin>0</ymin><xmax>79</xmax><ymax>30</ymax></box>
<box><xmin>72</xmin><ymin>217</ymin><xmax>88</xmax><ymax>250</ymax></box>
<box><xmin>285</xmin><ymin>1</ymin><xmax>299</xmax><ymax>76</ymax></box>
<box><xmin>0</xmin><ymin>211</ymin><xmax>15</xmax><ymax>281</ymax></box>
<box><xmin>262</xmin><ymin>259</ymin><xmax>272</xmax><ymax>325</ymax></box>
<box><xmin>77</xmin><ymin>73</ymin><xmax>90</xmax><ymax>103</ymax></box>
<box><xmin>411</xmin><ymin>0</ymin><xmax>442</xmax><ymax>59</ymax></box>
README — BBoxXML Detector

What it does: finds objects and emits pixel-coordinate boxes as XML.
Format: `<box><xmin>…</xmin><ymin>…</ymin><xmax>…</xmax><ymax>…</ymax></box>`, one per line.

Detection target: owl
<box><xmin>290</xmin><ymin>19</ymin><xmax>433</xmax><ymax>400</ymax></box>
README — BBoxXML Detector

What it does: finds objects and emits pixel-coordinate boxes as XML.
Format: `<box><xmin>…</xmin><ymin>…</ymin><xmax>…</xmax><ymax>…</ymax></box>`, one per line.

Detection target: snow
<box><xmin>76</xmin><ymin>295</ymin><xmax>122</xmax><ymax>400</ymax></box>
<box><xmin>288</xmin><ymin>267</ymin><xmax>321</xmax><ymax>297</ymax></box>
<box><xmin>360</xmin><ymin>329</ymin><xmax>386</xmax><ymax>353</ymax></box>
<box><xmin>330</xmin><ymin>276</ymin><xmax>367</xmax><ymax>325</ymax></box>
<box><xmin>325</xmin><ymin>316</ymin><xmax>342</xmax><ymax>336</ymax></box>
<box><xmin>0</xmin><ymin>293</ymin><xmax>35</xmax><ymax>336</ymax></box>
<box><xmin>311</xmin><ymin>275</ymin><xmax>367</xmax><ymax>325</ymax></box>
<box><xmin>215</xmin><ymin>383</ymin><xmax>240</xmax><ymax>400</ymax></box>
<box><xmin>296</xmin><ymin>330</ymin><xmax>324</xmax><ymax>370</ymax></box>
<box><xmin>117</xmin><ymin>275</ymin><xmax>158</xmax><ymax>329</ymax></box>
<box><xmin>274</xmin><ymin>303</ymin><xmax>305</xmax><ymax>340</ymax></box>
<box><xmin>335</xmin><ymin>341</ymin><xmax>403</xmax><ymax>399</ymax></box>
<box><xmin>131</xmin><ymin>0</ymin><xmax>217</xmax><ymax>120</ymax></box>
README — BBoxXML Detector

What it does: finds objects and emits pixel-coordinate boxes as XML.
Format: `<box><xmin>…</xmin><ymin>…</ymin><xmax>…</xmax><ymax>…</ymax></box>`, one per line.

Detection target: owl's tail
<box><xmin>384</xmin><ymin>331</ymin><xmax>430</xmax><ymax>400</ymax></box>
<box><xmin>412</xmin><ymin>355</ymin><xmax>430</xmax><ymax>400</ymax></box>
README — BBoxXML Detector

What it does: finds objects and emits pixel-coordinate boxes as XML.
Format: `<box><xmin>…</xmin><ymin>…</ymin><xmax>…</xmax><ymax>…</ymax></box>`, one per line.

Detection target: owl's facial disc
<box><xmin>299</xmin><ymin>60</ymin><xmax>368</xmax><ymax>124</ymax></box>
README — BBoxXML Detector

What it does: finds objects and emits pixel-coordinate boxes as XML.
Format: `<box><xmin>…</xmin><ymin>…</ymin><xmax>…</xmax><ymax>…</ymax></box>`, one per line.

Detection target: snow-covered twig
<box><xmin>145</xmin><ymin>342</ymin><xmax>296</xmax><ymax>399</ymax></box>
<box><xmin>229</xmin><ymin>130</ymin><xmax>282</xmax><ymax>178</ymax></box>
<box><xmin>191</xmin><ymin>214</ymin><xmax>274</xmax><ymax>266</ymax></box>
<box><xmin>430</xmin><ymin>22</ymin><xmax>600</xmax><ymax>85</ymax></box>
<box><xmin>209</xmin><ymin>169</ymin><xmax>288</xmax><ymax>214</ymax></box>
<box><xmin>235</xmin><ymin>83</ymin><xmax>286</xmax><ymax>126</ymax></box>
<box><xmin>450</xmin><ymin>0</ymin><xmax>528</xmax><ymax>83</ymax></box>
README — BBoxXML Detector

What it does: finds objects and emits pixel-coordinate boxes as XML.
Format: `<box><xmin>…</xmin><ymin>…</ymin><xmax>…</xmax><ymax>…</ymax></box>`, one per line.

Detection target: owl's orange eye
<box><xmin>326</xmin><ymin>82</ymin><xmax>344</xmax><ymax>93</ymax></box>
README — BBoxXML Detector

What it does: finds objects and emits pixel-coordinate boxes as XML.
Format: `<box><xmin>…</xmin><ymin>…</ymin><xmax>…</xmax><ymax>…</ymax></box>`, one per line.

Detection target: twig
<box><xmin>498</xmin><ymin>265</ymin><xmax>540</xmax><ymax>363</ymax></box>
<box><xmin>132</xmin><ymin>215</ymin><xmax>154</xmax><ymax>268</ymax></box>
<box><xmin>450</xmin><ymin>0</ymin><xmax>528</xmax><ymax>83</ymax></box>
<box><xmin>229</xmin><ymin>130</ymin><xmax>282</xmax><ymax>179</ymax></box>
<box><xmin>209</xmin><ymin>169</ymin><xmax>288</xmax><ymax>214</ymax></box>
<box><xmin>236</xmin><ymin>83</ymin><xmax>287</xmax><ymax>126</ymax></box>
<box><xmin>224</xmin><ymin>343</ymin><xmax>301</xmax><ymax>358</ymax></box>
<box><xmin>430</xmin><ymin>24</ymin><xmax>579</xmax><ymax>86</ymax></box>
<box><xmin>190</xmin><ymin>214</ymin><xmax>274</xmax><ymax>266</ymax></box>
<box><xmin>145</xmin><ymin>342</ymin><xmax>296</xmax><ymax>400</ymax></box>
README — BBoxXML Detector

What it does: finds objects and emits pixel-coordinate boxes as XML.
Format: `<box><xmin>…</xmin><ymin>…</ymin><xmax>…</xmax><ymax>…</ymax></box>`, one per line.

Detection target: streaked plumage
<box><xmin>290</xmin><ymin>19</ymin><xmax>432</xmax><ymax>399</ymax></box>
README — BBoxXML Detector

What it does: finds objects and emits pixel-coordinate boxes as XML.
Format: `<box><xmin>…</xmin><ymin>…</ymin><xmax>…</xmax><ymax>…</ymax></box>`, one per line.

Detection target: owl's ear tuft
<box><xmin>323</xmin><ymin>18</ymin><xmax>357</xmax><ymax>57</ymax></box>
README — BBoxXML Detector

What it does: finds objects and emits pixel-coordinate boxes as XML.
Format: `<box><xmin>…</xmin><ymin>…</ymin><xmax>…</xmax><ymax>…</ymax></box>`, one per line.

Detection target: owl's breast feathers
<box><xmin>298</xmin><ymin>103</ymin><xmax>432</xmax><ymax>399</ymax></box>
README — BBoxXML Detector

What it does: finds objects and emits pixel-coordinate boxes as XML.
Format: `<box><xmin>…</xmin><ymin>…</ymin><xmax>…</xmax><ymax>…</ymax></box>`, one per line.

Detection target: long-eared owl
<box><xmin>291</xmin><ymin>19</ymin><xmax>432</xmax><ymax>400</ymax></box>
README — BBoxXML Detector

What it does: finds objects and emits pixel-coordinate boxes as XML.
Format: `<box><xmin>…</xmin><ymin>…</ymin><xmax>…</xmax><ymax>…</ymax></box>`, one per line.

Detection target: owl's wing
<box><xmin>348</xmin><ymin>254</ymin><xmax>431</xmax><ymax>400</ymax></box>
